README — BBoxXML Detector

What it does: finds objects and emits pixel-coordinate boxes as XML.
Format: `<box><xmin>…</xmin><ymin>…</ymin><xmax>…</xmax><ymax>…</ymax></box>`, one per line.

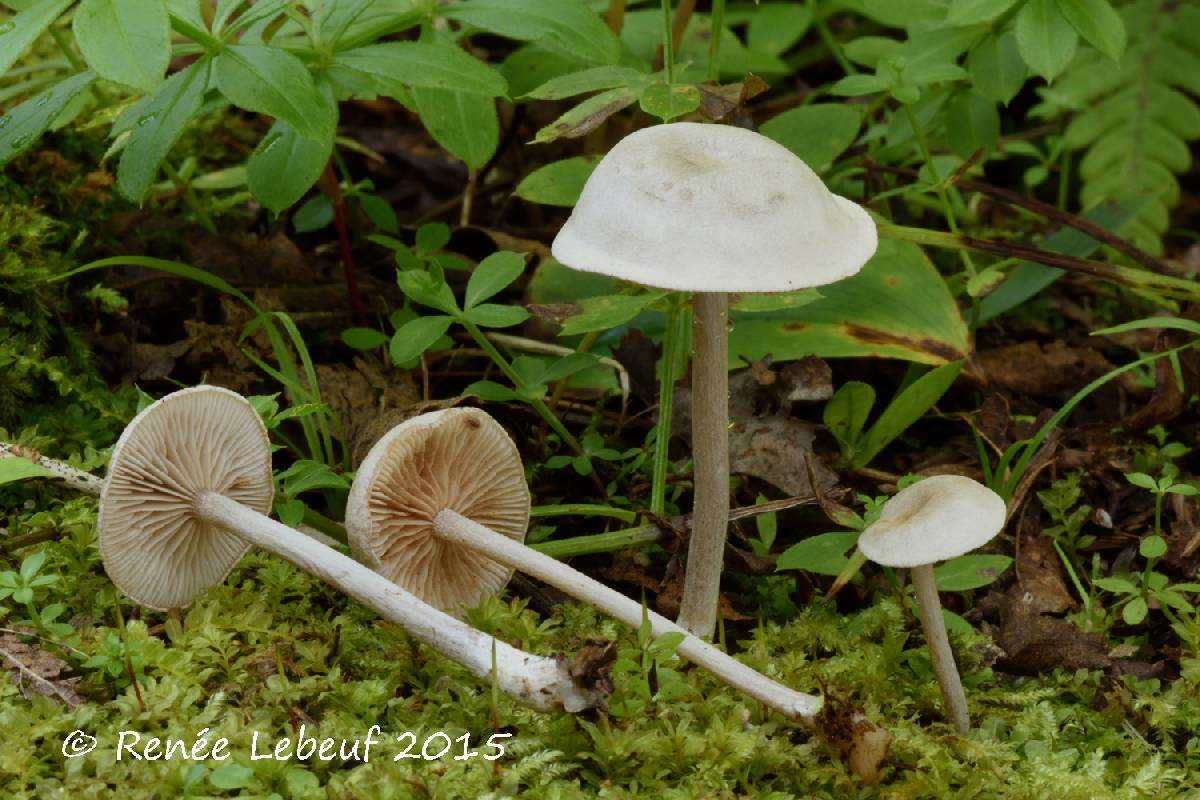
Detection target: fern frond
<box><xmin>1038</xmin><ymin>0</ymin><xmax>1200</xmax><ymax>254</ymax></box>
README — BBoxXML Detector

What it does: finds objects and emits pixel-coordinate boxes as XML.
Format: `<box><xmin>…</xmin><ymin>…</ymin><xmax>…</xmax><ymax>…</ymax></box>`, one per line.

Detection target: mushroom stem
<box><xmin>433</xmin><ymin>507</ymin><xmax>821</xmax><ymax>720</ymax></box>
<box><xmin>193</xmin><ymin>491</ymin><xmax>602</xmax><ymax>714</ymax></box>
<box><xmin>677</xmin><ymin>290</ymin><xmax>730</xmax><ymax>638</ymax></box>
<box><xmin>910</xmin><ymin>563</ymin><xmax>969</xmax><ymax>734</ymax></box>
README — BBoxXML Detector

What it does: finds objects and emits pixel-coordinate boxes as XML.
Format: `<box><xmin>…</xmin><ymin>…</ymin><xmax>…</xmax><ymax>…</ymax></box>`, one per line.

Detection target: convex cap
<box><xmin>346</xmin><ymin>408</ymin><xmax>531</xmax><ymax>613</ymax></box>
<box><xmin>99</xmin><ymin>386</ymin><xmax>274</xmax><ymax>610</ymax></box>
<box><xmin>857</xmin><ymin>475</ymin><xmax>1007</xmax><ymax>568</ymax></box>
<box><xmin>551</xmin><ymin>121</ymin><xmax>877</xmax><ymax>292</ymax></box>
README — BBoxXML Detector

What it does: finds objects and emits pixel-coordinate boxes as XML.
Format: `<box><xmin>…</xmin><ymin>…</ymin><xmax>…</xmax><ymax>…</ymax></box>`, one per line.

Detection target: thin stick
<box><xmin>677</xmin><ymin>291</ymin><xmax>729</xmax><ymax>638</ymax></box>
<box><xmin>911</xmin><ymin>563</ymin><xmax>969</xmax><ymax>734</ymax></box>
<box><xmin>0</xmin><ymin>444</ymin><xmax>103</xmax><ymax>495</ymax></box>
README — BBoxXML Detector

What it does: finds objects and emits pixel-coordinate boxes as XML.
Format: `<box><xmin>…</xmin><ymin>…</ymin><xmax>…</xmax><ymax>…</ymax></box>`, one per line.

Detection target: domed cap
<box><xmin>857</xmin><ymin>475</ymin><xmax>1007</xmax><ymax>568</ymax></box>
<box><xmin>346</xmin><ymin>408</ymin><xmax>531</xmax><ymax>614</ymax></box>
<box><xmin>551</xmin><ymin>121</ymin><xmax>877</xmax><ymax>292</ymax></box>
<box><xmin>99</xmin><ymin>386</ymin><xmax>274</xmax><ymax>611</ymax></box>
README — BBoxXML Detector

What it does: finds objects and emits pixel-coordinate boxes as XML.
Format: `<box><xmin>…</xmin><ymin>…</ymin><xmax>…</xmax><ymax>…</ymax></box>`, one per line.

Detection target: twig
<box><xmin>319</xmin><ymin>162</ymin><xmax>368</xmax><ymax>328</ymax></box>
<box><xmin>0</xmin><ymin>645</ymin><xmax>80</xmax><ymax>707</ymax></box>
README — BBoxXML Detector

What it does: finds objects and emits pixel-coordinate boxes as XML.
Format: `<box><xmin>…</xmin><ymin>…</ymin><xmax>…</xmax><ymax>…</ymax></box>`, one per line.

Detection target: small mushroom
<box><xmin>552</xmin><ymin>122</ymin><xmax>877</xmax><ymax>637</ymax></box>
<box><xmin>856</xmin><ymin>475</ymin><xmax>1007</xmax><ymax>734</ymax></box>
<box><xmin>347</xmin><ymin>407</ymin><xmax>825</xmax><ymax>720</ymax></box>
<box><xmin>98</xmin><ymin>386</ymin><xmax>603</xmax><ymax>713</ymax></box>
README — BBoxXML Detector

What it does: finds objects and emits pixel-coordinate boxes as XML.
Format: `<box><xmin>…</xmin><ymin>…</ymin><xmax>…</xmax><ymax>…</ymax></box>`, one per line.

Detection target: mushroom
<box><xmin>856</xmin><ymin>475</ymin><xmax>1007</xmax><ymax>734</ymax></box>
<box><xmin>551</xmin><ymin>121</ymin><xmax>877</xmax><ymax>637</ymax></box>
<box><xmin>97</xmin><ymin>386</ymin><xmax>603</xmax><ymax>713</ymax></box>
<box><xmin>346</xmin><ymin>407</ymin><xmax>826</xmax><ymax>721</ymax></box>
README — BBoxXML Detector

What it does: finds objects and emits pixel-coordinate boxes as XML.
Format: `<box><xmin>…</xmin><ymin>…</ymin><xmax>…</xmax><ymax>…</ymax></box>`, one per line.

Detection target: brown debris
<box><xmin>817</xmin><ymin>694</ymin><xmax>893</xmax><ymax>784</ymax></box>
<box><xmin>0</xmin><ymin>630</ymin><xmax>83</xmax><ymax>708</ymax></box>
<box><xmin>978</xmin><ymin>341</ymin><xmax>1113</xmax><ymax>397</ymax></box>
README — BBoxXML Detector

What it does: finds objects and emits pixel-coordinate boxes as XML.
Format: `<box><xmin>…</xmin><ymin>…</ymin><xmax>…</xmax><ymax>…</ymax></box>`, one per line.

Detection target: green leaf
<box><xmin>829</xmin><ymin>74</ymin><xmax>890</xmax><ymax>97</ymax></box>
<box><xmin>247</xmin><ymin>90</ymin><xmax>335</xmax><ymax>213</ymax></box>
<box><xmin>0</xmin><ymin>457</ymin><xmax>53</xmax><ymax>485</ymax></box>
<box><xmin>1054</xmin><ymin>0</ymin><xmax>1125</xmax><ymax>60</ymax></box>
<box><xmin>464</xmin><ymin>303</ymin><xmax>530</xmax><ymax>328</ymax></box>
<box><xmin>389</xmin><ymin>316</ymin><xmax>453</xmax><ymax>365</ymax></box>
<box><xmin>1015</xmin><ymin>0</ymin><xmax>1079</xmax><ymax>82</ymax></box>
<box><xmin>523</xmin><ymin>65</ymin><xmax>647</xmax><ymax>100</ymax></box>
<box><xmin>729</xmin><ymin>240</ymin><xmax>970</xmax><ymax>367</ymax></box>
<box><xmin>1122</xmin><ymin>596</ymin><xmax>1148</xmax><ymax>625</ymax></box>
<box><xmin>854</xmin><ymin>361</ymin><xmax>963</xmax><ymax>469</ymax></box>
<box><xmin>72</xmin><ymin>0</ymin><xmax>169</xmax><ymax>92</ymax></box>
<box><xmin>514</xmin><ymin>155</ymin><xmax>600</xmax><ymax>207</ymax></box>
<box><xmin>215</xmin><ymin>44</ymin><xmax>331</xmax><ymax>141</ymax></box>
<box><xmin>209</xmin><ymin>763</ymin><xmax>254</xmax><ymax>791</ymax></box>
<box><xmin>759</xmin><ymin>104</ymin><xmax>861</xmax><ymax>171</ymax></box>
<box><xmin>532</xmin><ymin>87</ymin><xmax>639</xmax><ymax>144</ymax></box>
<box><xmin>1140</xmin><ymin>535</ymin><xmax>1167</xmax><ymax>560</ymax></box>
<box><xmin>412</xmin><ymin>86</ymin><xmax>498</xmax><ymax>169</ymax></box>
<box><xmin>292</xmin><ymin>194</ymin><xmax>332</xmax><ymax>233</ymax></box>
<box><xmin>0</xmin><ymin>0</ymin><xmax>72</xmax><ymax>76</ymax></box>
<box><xmin>463</xmin><ymin>380</ymin><xmax>518</xmax><ymax>402</ymax></box>
<box><xmin>824</xmin><ymin>381</ymin><xmax>875</xmax><ymax>450</ymax></box>
<box><xmin>558</xmin><ymin>291</ymin><xmax>670</xmax><ymax>336</ymax></box>
<box><xmin>341</xmin><ymin>327</ymin><xmax>388</xmax><ymax>350</ymax></box>
<box><xmin>19</xmin><ymin>551</ymin><xmax>45</xmax><ymax>582</ymax></box>
<box><xmin>638</xmin><ymin>82</ymin><xmax>701</xmax><ymax>122</ymax></box>
<box><xmin>330</xmin><ymin>41</ymin><xmax>508</xmax><ymax>98</ymax></box>
<box><xmin>933</xmin><ymin>554</ymin><xmax>1013</xmax><ymax>591</ymax></box>
<box><xmin>466</xmin><ymin>251</ymin><xmax>527</xmax><ymax>309</ymax></box>
<box><xmin>946</xmin><ymin>91</ymin><xmax>1000</xmax><ymax>159</ymax></box>
<box><xmin>1094</xmin><ymin>576</ymin><xmax>1138</xmax><ymax>594</ymax></box>
<box><xmin>946</xmin><ymin>0</ymin><xmax>1021</xmax><ymax>26</ymax></box>
<box><xmin>1126</xmin><ymin>472</ymin><xmax>1158</xmax><ymax>490</ymax></box>
<box><xmin>441</xmin><ymin>0</ymin><xmax>620</xmax><ymax>66</ymax></box>
<box><xmin>0</xmin><ymin>70</ymin><xmax>95</xmax><ymax>167</ymax></box>
<box><xmin>967</xmin><ymin>32</ymin><xmax>1027</xmax><ymax>105</ymax></box>
<box><xmin>745</xmin><ymin>2</ymin><xmax>812</xmax><ymax>56</ymax></box>
<box><xmin>776</xmin><ymin>532</ymin><xmax>859</xmax><ymax>576</ymax></box>
<box><xmin>117</xmin><ymin>58</ymin><xmax>209</xmax><ymax>202</ymax></box>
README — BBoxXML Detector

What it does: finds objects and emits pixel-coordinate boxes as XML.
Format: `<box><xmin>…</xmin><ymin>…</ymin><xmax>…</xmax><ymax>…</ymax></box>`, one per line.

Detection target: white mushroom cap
<box><xmin>551</xmin><ymin>121</ymin><xmax>877</xmax><ymax>292</ymax></box>
<box><xmin>98</xmin><ymin>386</ymin><xmax>274</xmax><ymax>611</ymax></box>
<box><xmin>857</xmin><ymin>475</ymin><xmax>1007</xmax><ymax>568</ymax></box>
<box><xmin>346</xmin><ymin>408</ymin><xmax>531</xmax><ymax>614</ymax></box>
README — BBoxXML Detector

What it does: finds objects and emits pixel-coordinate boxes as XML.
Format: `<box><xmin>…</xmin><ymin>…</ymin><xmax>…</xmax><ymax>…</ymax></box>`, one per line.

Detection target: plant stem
<box><xmin>161</xmin><ymin>160</ymin><xmax>218</xmax><ymax>234</ymax></box>
<box><xmin>461</xmin><ymin>319</ymin><xmax>586</xmax><ymax>456</ymax></box>
<box><xmin>651</xmin><ymin>298</ymin><xmax>684</xmax><ymax>516</ymax></box>
<box><xmin>661</xmin><ymin>0</ymin><xmax>675</xmax><ymax>85</ymax></box>
<box><xmin>531</xmin><ymin>504</ymin><xmax>637</xmax><ymax>524</ymax></box>
<box><xmin>811</xmin><ymin>2</ymin><xmax>855</xmax><ymax>76</ymax></box>
<box><xmin>903</xmin><ymin>106</ymin><xmax>977</xmax><ymax>277</ymax></box>
<box><xmin>531</xmin><ymin>525</ymin><xmax>663</xmax><ymax>559</ymax></box>
<box><xmin>708</xmin><ymin>0</ymin><xmax>725</xmax><ymax>81</ymax></box>
<box><xmin>319</xmin><ymin>162</ymin><xmax>369</xmax><ymax>328</ymax></box>
<box><xmin>877</xmin><ymin>224</ymin><xmax>1200</xmax><ymax>301</ymax></box>
<box><xmin>911</xmin><ymin>563</ymin><xmax>969</xmax><ymax>734</ymax></box>
<box><xmin>676</xmin><ymin>291</ymin><xmax>729</xmax><ymax>638</ymax></box>
<box><xmin>606</xmin><ymin>0</ymin><xmax>626</xmax><ymax>33</ymax></box>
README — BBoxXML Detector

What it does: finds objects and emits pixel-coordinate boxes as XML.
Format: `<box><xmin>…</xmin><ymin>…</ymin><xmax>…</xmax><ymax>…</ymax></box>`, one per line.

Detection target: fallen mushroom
<box><xmin>97</xmin><ymin>385</ymin><xmax>604</xmax><ymax>713</ymax></box>
<box><xmin>856</xmin><ymin>475</ymin><xmax>1007</xmax><ymax>734</ymax></box>
<box><xmin>551</xmin><ymin>122</ymin><xmax>877</xmax><ymax>637</ymax></box>
<box><xmin>346</xmin><ymin>407</ymin><xmax>874</xmax><ymax>733</ymax></box>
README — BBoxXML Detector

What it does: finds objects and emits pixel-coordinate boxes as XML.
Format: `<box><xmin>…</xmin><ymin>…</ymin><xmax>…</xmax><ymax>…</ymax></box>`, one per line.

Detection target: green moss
<box><xmin>2</xmin><ymin>501</ymin><xmax>1199</xmax><ymax>798</ymax></box>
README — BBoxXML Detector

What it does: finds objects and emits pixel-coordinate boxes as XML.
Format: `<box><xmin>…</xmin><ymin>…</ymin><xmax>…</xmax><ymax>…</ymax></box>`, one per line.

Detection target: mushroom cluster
<box><xmin>97</xmin><ymin>386</ymin><xmax>603</xmax><ymax>713</ymax></box>
<box><xmin>552</xmin><ymin>122</ymin><xmax>878</xmax><ymax>637</ymax></box>
<box><xmin>346</xmin><ymin>406</ymin><xmax>827</xmax><ymax>721</ymax></box>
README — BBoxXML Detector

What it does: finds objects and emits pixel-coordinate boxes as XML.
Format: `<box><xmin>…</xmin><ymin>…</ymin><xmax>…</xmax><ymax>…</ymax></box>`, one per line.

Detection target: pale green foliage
<box><xmin>1037</xmin><ymin>0</ymin><xmax>1200</xmax><ymax>253</ymax></box>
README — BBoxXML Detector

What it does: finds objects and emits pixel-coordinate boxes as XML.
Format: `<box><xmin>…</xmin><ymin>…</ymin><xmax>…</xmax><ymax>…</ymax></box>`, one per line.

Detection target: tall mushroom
<box><xmin>856</xmin><ymin>475</ymin><xmax>1007</xmax><ymax>734</ymax></box>
<box><xmin>551</xmin><ymin>121</ymin><xmax>877</xmax><ymax>637</ymax></box>
<box><xmin>97</xmin><ymin>386</ymin><xmax>603</xmax><ymax>713</ymax></box>
<box><xmin>347</xmin><ymin>407</ymin><xmax>825</xmax><ymax>721</ymax></box>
